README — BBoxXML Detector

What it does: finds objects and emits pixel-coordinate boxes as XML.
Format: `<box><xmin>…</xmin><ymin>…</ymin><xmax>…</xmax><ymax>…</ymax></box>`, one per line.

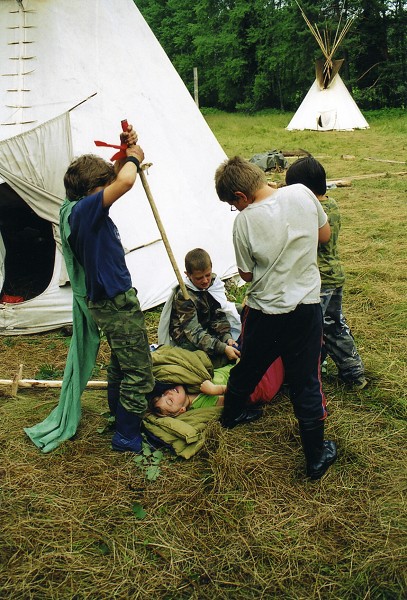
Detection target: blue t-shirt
<box><xmin>68</xmin><ymin>190</ymin><xmax>132</xmax><ymax>301</ymax></box>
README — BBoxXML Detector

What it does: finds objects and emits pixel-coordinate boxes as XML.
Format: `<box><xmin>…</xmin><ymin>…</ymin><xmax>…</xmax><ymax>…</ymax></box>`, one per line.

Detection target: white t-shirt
<box><xmin>233</xmin><ymin>183</ymin><xmax>328</xmax><ymax>314</ymax></box>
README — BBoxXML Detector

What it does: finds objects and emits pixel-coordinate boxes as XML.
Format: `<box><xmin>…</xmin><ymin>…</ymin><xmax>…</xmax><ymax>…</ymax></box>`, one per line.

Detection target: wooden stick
<box><xmin>121</xmin><ymin>119</ymin><xmax>190</xmax><ymax>300</ymax></box>
<box><xmin>364</xmin><ymin>158</ymin><xmax>406</xmax><ymax>165</ymax></box>
<box><xmin>330</xmin><ymin>171</ymin><xmax>407</xmax><ymax>182</ymax></box>
<box><xmin>11</xmin><ymin>364</ymin><xmax>23</xmax><ymax>397</ymax></box>
<box><xmin>2</xmin><ymin>376</ymin><xmax>107</xmax><ymax>397</ymax></box>
<box><xmin>2</xmin><ymin>363</ymin><xmax>108</xmax><ymax>397</ymax></box>
<box><xmin>138</xmin><ymin>166</ymin><xmax>190</xmax><ymax>300</ymax></box>
<box><xmin>0</xmin><ymin>379</ymin><xmax>108</xmax><ymax>390</ymax></box>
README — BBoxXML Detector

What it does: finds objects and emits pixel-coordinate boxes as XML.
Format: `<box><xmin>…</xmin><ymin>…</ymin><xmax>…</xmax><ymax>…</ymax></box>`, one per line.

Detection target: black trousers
<box><xmin>224</xmin><ymin>303</ymin><xmax>326</xmax><ymax>423</ymax></box>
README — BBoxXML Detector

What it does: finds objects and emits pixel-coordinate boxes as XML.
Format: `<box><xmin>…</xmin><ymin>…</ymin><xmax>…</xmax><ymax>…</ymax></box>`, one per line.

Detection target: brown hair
<box><xmin>185</xmin><ymin>248</ymin><xmax>212</xmax><ymax>274</ymax></box>
<box><xmin>63</xmin><ymin>154</ymin><xmax>116</xmax><ymax>201</ymax></box>
<box><xmin>215</xmin><ymin>156</ymin><xmax>267</xmax><ymax>202</ymax></box>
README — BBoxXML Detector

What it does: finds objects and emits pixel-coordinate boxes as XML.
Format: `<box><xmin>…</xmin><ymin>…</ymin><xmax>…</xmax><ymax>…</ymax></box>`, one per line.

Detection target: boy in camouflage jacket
<box><xmin>286</xmin><ymin>156</ymin><xmax>366</xmax><ymax>388</ymax></box>
<box><xmin>157</xmin><ymin>248</ymin><xmax>241</xmax><ymax>368</ymax></box>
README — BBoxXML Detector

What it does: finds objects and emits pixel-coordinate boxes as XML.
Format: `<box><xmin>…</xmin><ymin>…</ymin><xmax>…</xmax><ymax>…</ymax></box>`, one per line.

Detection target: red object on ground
<box><xmin>249</xmin><ymin>356</ymin><xmax>285</xmax><ymax>404</ymax></box>
<box><xmin>0</xmin><ymin>294</ymin><xmax>24</xmax><ymax>304</ymax></box>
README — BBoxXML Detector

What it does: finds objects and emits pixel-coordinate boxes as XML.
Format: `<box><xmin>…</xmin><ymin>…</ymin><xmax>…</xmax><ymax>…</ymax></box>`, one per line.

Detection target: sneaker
<box><xmin>352</xmin><ymin>377</ymin><xmax>368</xmax><ymax>390</ymax></box>
<box><xmin>339</xmin><ymin>372</ymin><xmax>368</xmax><ymax>389</ymax></box>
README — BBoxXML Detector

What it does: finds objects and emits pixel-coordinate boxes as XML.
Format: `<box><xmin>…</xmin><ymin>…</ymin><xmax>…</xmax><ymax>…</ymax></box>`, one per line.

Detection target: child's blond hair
<box><xmin>215</xmin><ymin>156</ymin><xmax>267</xmax><ymax>202</ymax></box>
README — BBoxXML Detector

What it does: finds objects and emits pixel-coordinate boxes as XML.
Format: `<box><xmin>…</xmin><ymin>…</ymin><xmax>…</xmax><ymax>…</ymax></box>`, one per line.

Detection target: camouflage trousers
<box><xmin>320</xmin><ymin>286</ymin><xmax>365</xmax><ymax>383</ymax></box>
<box><xmin>88</xmin><ymin>288</ymin><xmax>154</xmax><ymax>415</ymax></box>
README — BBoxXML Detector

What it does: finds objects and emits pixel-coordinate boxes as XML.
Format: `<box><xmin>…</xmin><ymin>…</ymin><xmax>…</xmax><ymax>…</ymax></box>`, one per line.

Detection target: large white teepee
<box><xmin>286</xmin><ymin>3</ymin><xmax>369</xmax><ymax>132</ymax></box>
<box><xmin>0</xmin><ymin>0</ymin><xmax>237</xmax><ymax>335</ymax></box>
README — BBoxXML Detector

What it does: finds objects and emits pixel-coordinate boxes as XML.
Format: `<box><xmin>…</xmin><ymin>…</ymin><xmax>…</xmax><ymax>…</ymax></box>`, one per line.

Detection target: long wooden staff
<box><xmin>121</xmin><ymin>119</ymin><xmax>190</xmax><ymax>300</ymax></box>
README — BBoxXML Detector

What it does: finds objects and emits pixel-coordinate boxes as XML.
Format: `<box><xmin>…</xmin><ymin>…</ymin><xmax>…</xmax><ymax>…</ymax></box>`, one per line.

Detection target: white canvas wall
<box><xmin>0</xmin><ymin>0</ymin><xmax>237</xmax><ymax>334</ymax></box>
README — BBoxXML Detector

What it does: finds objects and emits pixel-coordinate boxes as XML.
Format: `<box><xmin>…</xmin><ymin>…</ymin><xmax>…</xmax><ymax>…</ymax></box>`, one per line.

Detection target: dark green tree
<box><xmin>134</xmin><ymin>0</ymin><xmax>406</xmax><ymax>110</ymax></box>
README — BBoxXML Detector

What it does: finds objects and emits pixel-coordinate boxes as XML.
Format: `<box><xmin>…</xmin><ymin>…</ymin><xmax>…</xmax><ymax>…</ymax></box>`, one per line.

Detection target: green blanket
<box><xmin>145</xmin><ymin>346</ymin><xmax>222</xmax><ymax>458</ymax></box>
<box><xmin>151</xmin><ymin>345</ymin><xmax>213</xmax><ymax>393</ymax></box>
<box><xmin>143</xmin><ymin>407</ymin><xmax>222</xmax><ymax>459</ymax></box>
<box><xmin>24</xmin><ymin>199</ymin><xmax>100</xmax><ymax>453</ymax></box>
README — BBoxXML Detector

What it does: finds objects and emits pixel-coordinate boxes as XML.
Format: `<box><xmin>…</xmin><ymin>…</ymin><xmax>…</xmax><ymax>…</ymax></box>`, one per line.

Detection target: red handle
<box><xmin>121</xmin><ymin>119</ymin><xmax>128</xmax><ymax>132</ymax></box>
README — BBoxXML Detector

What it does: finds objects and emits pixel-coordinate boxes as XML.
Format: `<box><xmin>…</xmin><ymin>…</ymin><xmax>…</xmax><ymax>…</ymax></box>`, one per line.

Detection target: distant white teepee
<box><xmin>286</xmin><ymin>2</ymin><xmax>369</xmax><ymax>131</ymax></box>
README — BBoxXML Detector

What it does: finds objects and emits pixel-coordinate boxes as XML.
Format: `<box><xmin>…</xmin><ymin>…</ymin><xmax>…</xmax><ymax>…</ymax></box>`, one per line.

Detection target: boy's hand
<box><xmin>225</xmin><ymin>345</ymin><xmax>240</xmax><ymax>361</ymax></box>
<box><xmin>126</xmin><ymin>144</ymin><xmax>144</xmax><ymax>165</ymax></box>
<box><xmin>226</xmin><ymin>339</ymin><xmax>240</xmax><ymax>349</ymax></box>
<box><xmin>120</xmin><ymin>123</ymin><xmax>138</xmax><ymax>147</ymax></box>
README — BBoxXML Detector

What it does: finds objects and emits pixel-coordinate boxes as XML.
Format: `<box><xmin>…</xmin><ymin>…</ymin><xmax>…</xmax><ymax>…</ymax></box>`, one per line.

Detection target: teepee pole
<box><xmin>121</xmin><ymin>120</ymin><xmax>190</xmax><ymax>301</ymax></box>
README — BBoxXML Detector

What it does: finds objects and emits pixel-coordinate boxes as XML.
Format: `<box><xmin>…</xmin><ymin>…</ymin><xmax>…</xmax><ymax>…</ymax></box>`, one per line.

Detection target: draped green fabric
<box><xmin>143</xmin><ymin>407</ymin><xmax>222</xmax><ymax>459</ymax></box>
<box><xmin>24</xmin><ymin>199</ymin><xmax>100</xmax><ymax>453</ymax></box>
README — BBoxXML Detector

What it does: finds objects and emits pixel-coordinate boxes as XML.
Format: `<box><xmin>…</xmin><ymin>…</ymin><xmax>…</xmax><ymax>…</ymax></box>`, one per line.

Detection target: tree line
<box><xmin>134</xmin><ymin>0</ymin><xmax>406</xmax><ymax>111</ymax></box>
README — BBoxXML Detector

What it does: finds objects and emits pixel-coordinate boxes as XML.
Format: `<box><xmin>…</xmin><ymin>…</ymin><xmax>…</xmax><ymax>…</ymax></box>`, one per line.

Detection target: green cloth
<box><xmin>143</xmin><ymin>407</ymin><xmax>222</xmax><ymax>459</ymax></box>
<box><xmin>24</xmin><ymin>198</ymin><xmax>100</xmax><ymax>453</ymax></box>
<box><xmin>151</xmin><ymin>345</ymin><xmax>213</xmax><ymax>393</ymax></box>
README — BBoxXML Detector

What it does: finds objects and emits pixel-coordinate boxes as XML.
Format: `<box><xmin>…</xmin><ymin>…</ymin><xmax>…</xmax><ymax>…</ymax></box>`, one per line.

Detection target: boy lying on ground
<box><xmin>141</xmin><ymin>345</ymin><xmax>284</xmax><ymax>459</ymax></box>
<box><xmin>148</xmin><ymin>360</ymin><xmax>284</xmax><ymax>417</ymax></box>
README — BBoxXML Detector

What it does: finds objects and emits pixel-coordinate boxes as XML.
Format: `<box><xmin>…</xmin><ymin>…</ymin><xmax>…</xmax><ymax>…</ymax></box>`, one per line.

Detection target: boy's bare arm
<box><xmin>318</xmin><ymin>221</ymin><xmax>331</xmax><ymax>244</ymax></box>
<box><xmin>238</xmin><ymin>268</ymin><xmax>253</xmax><ymax>282</ymax></box>
<box><xmin>200</xmin><ymin>380</ymin><xmax>226</xmax><ymax>396</ymax></box>
<box><xmin>102</xmin><ymin>145</ymin><xmax>143</xmax><ymax>208</ymax></box>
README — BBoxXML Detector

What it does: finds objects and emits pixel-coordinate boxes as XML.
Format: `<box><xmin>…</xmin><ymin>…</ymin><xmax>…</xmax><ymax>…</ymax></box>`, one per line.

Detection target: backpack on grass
<box><xmin>249</xmin><ymin>150</ymin><xmax>288</xmax><ymax>172</ymax></box>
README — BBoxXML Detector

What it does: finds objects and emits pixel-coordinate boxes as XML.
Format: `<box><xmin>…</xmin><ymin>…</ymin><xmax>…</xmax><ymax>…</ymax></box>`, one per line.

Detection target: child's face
<box><xmin>186</xmin><ymin>266</ymin><xmax>212</xmax><ymax>290</ymax></box>
<box><xmin>154</xmin><ymin>386</ymin><xmax>191</xmax><ymax>417</ymax></box>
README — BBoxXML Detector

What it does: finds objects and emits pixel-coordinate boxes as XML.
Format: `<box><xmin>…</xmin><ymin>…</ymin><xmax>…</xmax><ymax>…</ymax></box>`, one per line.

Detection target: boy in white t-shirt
<box><xmin>214</xmin><ymin>156</ymin><xmax>336</xmax><ymax>480</ymax></box>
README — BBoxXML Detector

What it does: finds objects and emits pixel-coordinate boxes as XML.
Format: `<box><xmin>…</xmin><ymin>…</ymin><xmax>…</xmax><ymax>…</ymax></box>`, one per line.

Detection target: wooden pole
<box><xmin>3</xmin><ymin>364</ymin><xmax>108</xmax><ymax>397</ymax></box>
<box><xmin>121</xmin><ymin>120</ymin><xmax>190</xmax><ymax>300</ymax></box>
<box><xmin>138</xmin><ymin>166</ymin><xmax>190</xmax><ymax>300</ymax></box>
<box><xmin>193</xmin><ymin>67</ymin><xmax>199</xmax><ymax>107</ymax></box>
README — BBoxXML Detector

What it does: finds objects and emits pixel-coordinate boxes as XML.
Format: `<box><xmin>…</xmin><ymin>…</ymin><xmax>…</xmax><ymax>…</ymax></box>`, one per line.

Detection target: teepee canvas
<box><xmin>286</xmin><ymin>3</ymin><xmax>369</xmax><ymax>131</ymax></box>
<box><xmin>0</xmin><ymin>0</ymin><xmax>237</xmax><ymax>335</ymax></box>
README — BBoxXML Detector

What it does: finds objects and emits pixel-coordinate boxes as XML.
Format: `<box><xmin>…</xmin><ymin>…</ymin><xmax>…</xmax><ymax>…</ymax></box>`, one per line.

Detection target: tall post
<box><xmin>193</xmin><ymin>67</ymin><xmax>199</xmax><ymax>108</ymax></box>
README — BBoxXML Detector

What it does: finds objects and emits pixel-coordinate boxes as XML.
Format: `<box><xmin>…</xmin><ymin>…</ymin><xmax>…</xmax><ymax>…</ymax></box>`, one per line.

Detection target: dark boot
<box><xmin>298</xmin><ymin>420</ymin><xmax>337</xmax><ymax>480</ymax></box>
<box><xmin>107</xmin><ymin>382</ymin><xmax>120</xmax><ymax>416</ymax></box>
<box><xmin>111</xmin><ymin>402</ymin><xmax>143</xmax><ymax>453</ymax></box>
<box><xmin>220</xmin><ymin>387</ymin><xmax>263</xmax><ymax>429</ymax></box>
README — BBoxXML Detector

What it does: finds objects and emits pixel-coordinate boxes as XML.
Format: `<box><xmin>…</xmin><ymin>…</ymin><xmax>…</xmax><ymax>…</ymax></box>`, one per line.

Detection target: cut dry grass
<box><xmin>0</xmin><ymin>109</ymin><xmax>406</xmax><ymax>599</ymax></box>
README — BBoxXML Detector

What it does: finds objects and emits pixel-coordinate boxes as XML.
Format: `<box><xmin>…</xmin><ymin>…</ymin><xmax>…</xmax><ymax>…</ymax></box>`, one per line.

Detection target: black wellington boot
<box><xmin>298</xmin><ymin>420</ymin><xmax>337</xmax><ymax>480</ymax></box>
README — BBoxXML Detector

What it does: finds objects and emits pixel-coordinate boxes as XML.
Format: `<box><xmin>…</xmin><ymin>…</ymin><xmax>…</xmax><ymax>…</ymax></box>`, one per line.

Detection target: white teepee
<box><xmin>0</xmin><ymin>0</ymin><xmax>237</xmax><ymax>335</ymax></box>
<box><xmin>286</xmin><ymin>3</ymin><xmax>369</xmax><ymax>131</ymax></box>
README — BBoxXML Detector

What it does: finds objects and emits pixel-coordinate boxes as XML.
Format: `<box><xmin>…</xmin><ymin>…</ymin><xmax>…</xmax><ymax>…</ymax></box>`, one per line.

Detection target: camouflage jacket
<box><xmin>169</xmin><ymin>276</ymin><xmax>232</xmax><ymax>357</ymax></box>
<box><xmin>318</xmin><ymin>196</ymin><xmax>345</xmax><ymax>288</ymax></box>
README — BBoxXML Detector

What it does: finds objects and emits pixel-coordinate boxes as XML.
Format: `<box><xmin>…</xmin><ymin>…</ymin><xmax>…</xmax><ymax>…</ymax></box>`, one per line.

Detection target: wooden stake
<box><xmin>2</xmin><ymin>365</ymin><xmax>108</xmax><ymax>397</ymax></box>
<box><xmin>11</xmin><ymin>364</ymin><xmax>23</xmax><ymax>397</ymax></box>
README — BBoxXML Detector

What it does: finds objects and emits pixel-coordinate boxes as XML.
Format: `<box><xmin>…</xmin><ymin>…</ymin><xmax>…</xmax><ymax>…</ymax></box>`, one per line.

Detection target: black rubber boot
<box><xmin>107</xmin><ymin>382</ymin><xmax>120</xmax><ymax>417</ymax></box>
<box><xmin>298</xmin><ymin>420</ymin><xmax>337</xmax><ymax>480</ymax></box>
<box><xmin>220</xmin><ymin>388</ymin><xmax>263</xmax><ymax>429</ymax></box>
<box><xmin>111</xmin><ymin>402</ymin><xmax>143</xmax><ymax>453</ymax></box>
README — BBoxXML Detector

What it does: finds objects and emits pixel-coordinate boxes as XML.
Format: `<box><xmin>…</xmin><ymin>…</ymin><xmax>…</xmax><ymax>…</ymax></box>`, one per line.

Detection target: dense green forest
<box><xmin>134</xmin><ymin>0</ymin><xmax>407</xmax><ymax>111</ymax></box>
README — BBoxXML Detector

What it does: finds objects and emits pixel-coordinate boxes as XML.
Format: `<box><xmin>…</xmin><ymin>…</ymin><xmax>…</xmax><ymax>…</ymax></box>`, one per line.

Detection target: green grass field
<box><xmin>0</xmin><ymin>109</ymin><xmax>406</xmax><ymax>599</ymax></box>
